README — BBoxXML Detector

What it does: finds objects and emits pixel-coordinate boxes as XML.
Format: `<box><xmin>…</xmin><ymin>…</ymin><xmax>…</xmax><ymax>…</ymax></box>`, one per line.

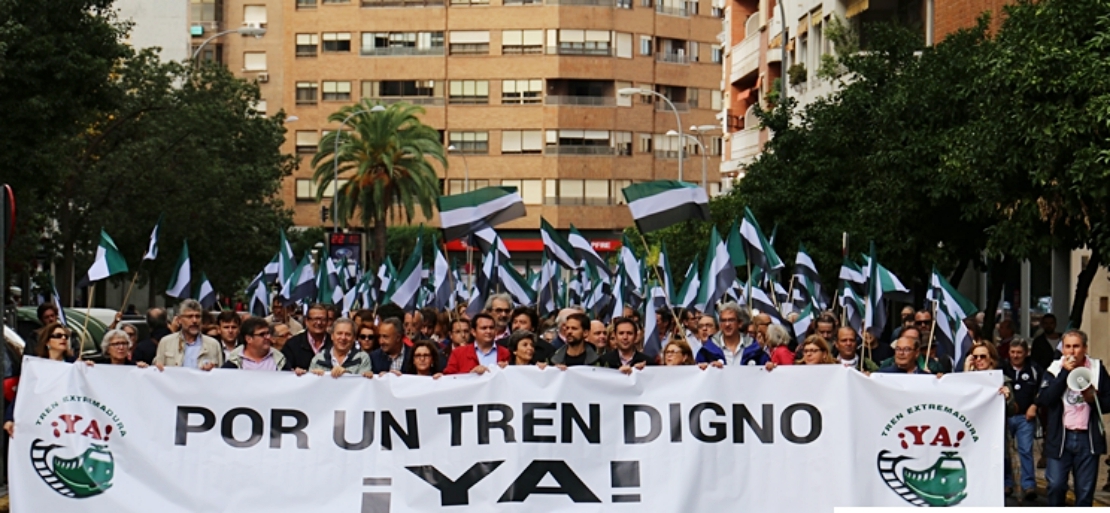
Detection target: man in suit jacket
<box><xmin>370</xmin><ymin>317</ymin><xmax>414</xmax><ymax>374</ymax></box>
<box><xmin>444</xmin><ymin>313</ymin><xmax>509</xmax><ymax>374</ymax></box>
<box><xmin>281</xmin><ymin>304</ymin><xmax>332</xmax><ymax>375</ymax></box>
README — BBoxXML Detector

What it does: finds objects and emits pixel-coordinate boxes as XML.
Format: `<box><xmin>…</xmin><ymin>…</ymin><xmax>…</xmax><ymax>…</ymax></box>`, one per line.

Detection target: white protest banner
<box><xmin>10</xmin><ymin>358</ymin><xmax>1004</xmax><ymax>512</ymax></box>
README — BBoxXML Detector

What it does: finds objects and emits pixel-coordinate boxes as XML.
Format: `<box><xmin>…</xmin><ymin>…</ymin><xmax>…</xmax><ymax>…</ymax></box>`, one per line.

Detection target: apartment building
<box><xmin>719</xmin><ymin>0</ymin><xmax>934</xmax><ymax>181</ymax></box>
<box><xmin>189</xmin><ymin>0</ymin><xmax>726</xmax><ymax>261</ymax></box>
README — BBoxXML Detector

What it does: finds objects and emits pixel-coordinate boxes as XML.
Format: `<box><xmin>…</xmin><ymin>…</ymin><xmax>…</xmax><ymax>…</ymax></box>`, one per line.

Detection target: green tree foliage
<box><xmin>311</xmin><ymin>101</ymin><xmax>446</xmax><ymax>264</ymax></box>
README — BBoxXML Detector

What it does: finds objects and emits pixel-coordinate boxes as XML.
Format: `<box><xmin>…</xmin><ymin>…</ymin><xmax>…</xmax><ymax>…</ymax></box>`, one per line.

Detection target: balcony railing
<box><xmin>544</xmin><ymin>146</ymin><xmax>617</xmax><ymax>156</ymax></box>
<box><xmin>655</xmin><ymin>51</ymin><xmax>688</xmax><ymax>64</ymax></box>
<box><xmin>543</xmin><ymin>197</ymin><xmax>616</xmax><ymax>206</ymax></box>
<box><xmin>360</xmin><ymin>46</ymin><xmax>445</xmax><ymax>56</ymax></box>
<box><xmin>544</xmin><ymin>95</ymin><xmax>616</xmax><ymax>106</ymax></box>
<box><xmin>361</xmin><ymin>0</ymin><xmax>446</xmax><ymax>6</ymax></box>
<box><xmin>547</xmin><ymin>46</ymin><xmax>612</xmax><ymax>56</ymax></box>
<box><xmin>655</xmin><ymin>4</ymin><xmax>688</xmax><ymax>16</ymax></box>
<box><xmin>449</xmin><ymin>43</ymin><xmax>490</xmax><ymax>55</ymax></box>
<box><xmin>730</xmin><ymin>35</ymin><xmax>759</xmax><ymax>83</ymax></box>
<box><xmin>370</xmin><ymin>96</ymin><xmax>445</xmax><ymax>105</ymax></box>
<box><xmin>654</xmin><ymin>101</ymin><xmax>689</xmax><ymax>112</ymax></box>
<box><xmin>546</xmin><ymin>0</ymin><xmax>616</xmax><ymax>5</ymax></box>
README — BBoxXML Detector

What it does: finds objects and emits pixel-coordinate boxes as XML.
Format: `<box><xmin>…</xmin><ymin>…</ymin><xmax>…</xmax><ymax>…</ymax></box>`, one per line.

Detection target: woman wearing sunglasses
<box><xmin>357</xmin><ymin>323</ymin><xmax>379</xmax><ymax>353</ymax></box>
<box><xmin>6</xmin><ymin>322</ymin><xmax>82</xmax><ymax>438</ymax></box>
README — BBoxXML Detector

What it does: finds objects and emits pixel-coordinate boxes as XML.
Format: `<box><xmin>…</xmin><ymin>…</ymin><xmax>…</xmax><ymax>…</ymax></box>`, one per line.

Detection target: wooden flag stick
<box><xmin>119</xmin><ymin>270</ymin><xmax>140</xmax><ymax>315</ymax></box>
<box><xmin>924</xmin><ymin>299</ymin><xmax>939</xmax><ymax>373</ymax></box>
<box><xmin>78</xmin><ymin>283</ymin><xmax>95</xmax><ymax>361</ymax></box>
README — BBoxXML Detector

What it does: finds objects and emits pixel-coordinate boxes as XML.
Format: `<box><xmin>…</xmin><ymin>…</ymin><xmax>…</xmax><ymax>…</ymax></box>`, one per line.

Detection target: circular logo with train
<box><xmin>876</xmin><ymin>402</ymin><xmax>979</xmax><ymax>507</ymax></box>
<box><xmin>29</xmin><ymin>395</ymin><xmax>126</xmax><ymax>499</ymax></box>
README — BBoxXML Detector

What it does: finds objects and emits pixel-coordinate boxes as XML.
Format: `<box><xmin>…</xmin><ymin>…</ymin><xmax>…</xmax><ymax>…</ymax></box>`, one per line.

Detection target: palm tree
<box><xmin>312</xmin><ymin>100</ymin><xmax>446</xmax><ymax>263</ymax></box>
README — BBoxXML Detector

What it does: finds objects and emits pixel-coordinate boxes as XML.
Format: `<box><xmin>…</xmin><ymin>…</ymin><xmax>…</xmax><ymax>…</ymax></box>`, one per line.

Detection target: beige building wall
<box><xmin>205</xmin><ymin>0</ymin><xmax>725</xmax><ymax>232</ymax></box>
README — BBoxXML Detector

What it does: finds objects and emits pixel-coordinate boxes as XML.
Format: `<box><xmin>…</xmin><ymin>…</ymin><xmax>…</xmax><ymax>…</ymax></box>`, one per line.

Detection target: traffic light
<box><xmin>320</xmin><ymin>205</ymin><xmax>330</xmax><ymax>223</ymax></box>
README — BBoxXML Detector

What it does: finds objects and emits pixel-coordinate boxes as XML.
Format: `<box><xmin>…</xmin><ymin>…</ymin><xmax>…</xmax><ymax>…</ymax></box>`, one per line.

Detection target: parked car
<box><xmin>16</xmin><ymin>307</ymin><xmax>110</xmax><ymax>359</ymax></box>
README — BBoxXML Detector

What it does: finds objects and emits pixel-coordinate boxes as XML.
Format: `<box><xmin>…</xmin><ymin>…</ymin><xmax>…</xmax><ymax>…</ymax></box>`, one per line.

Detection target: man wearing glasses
<box><xmin>153</xmin><ymin>299</ymin><xmax>222</xmax><ymax>371</ymax></box>
<box><xmin>485</xmin><ymin>293</ymin><xmax>514</xmax><ymax>343</ymax></box>
<box><xmin>281</xmin><ymin>304</ymin><xmax>332</xmax><ymax>375</ymax></box>
<box><xmin>875</xmin><ymin>337</ymin><xmax>928</xmax><ymax>374</ymax></box>
<box><xmin>223</xmin><ymin>317</ymin><xmax>290</xmax><ymax>371</ymax></box>
<box><xmin>271</xmin><ymin>323</ymin><xmax>292</xmax><ymax>352</ymax></box>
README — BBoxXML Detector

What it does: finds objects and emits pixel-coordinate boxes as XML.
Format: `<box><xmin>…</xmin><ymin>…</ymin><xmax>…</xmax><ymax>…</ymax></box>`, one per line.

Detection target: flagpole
<box><xmin>78</xmin><ymin>283</ymin><xmax>95</xmax><ymax>361</ymax></box>
<box><xmin>745</xmin><ymin>259</ymin><xmax>753</xmax><ymax>316</ymax></box>
<box><xmin>924</xmin><ymin>299</ymin><xmax>938</xmax><ymax>373</ymax></box>
<box><xmin>636</xmin><ymin>233</ymin><xmax>682</xmax><ymax>327</ymax></box>
<box><xmin>119</xmin><ymin>269</ymin><xmax>140</xmax><ymax>315</ymax></box>
<box><xmin>785</xmin><ymin>274</ymin><xmax>796</xmax><ymax>310</ymax></box>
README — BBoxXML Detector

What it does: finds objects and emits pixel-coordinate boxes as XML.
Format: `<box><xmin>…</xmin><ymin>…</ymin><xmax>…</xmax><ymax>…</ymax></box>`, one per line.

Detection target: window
<box><xmin>361</xmin><ymin>0</ymin><xmax>443</xmax><ymax>7</ymax></box>
<box><xmin>711</xmin><ymin>90</ymin><xmax>722</xmax><ymax>110</ymax></box>
<box><xmin>614</xmin><ymin>180</ymin><xmax>632</xmax><ymax>204</ymax></box>
<box><xmin>711</xmin><ymin>45</ymin><xmax>723</xmax><ymax>63</ymax></box>
<box><xmin>500</xmin><ymin>179</ymin><xmax>543</xmax><ymax>204</ymax></box>
<box><xmin>297</xmin><ymin>0</ymin><xmax>316</xmax><ymax>8</ymax></box>
<box><xmin>448</xmin><ymin>80</ymin><xmax>489</xmax><ymax>104</ymax></box>
<box><xmin>585</xmin><ymin>180</ymin><xmax>609</xmax><ymax>205</ymax></box>
<box><xmin>687</xmin><ymin>88</ymin><xmax>699</xmax><ymax>108</ymax></box>
<box><xmin>639</xmin><ymin>35</ymin><xmax>652</xmax><ymax>56</ymax></box>
<box><xmin>449</xmin><ymin>31</ymin><xmax>490</xmax><ymax>55</ymax></box>
<box><xmin>712</xmin><ymin>5</ymin><xmax>723</xmax><ymax>16</ymax></box>
<box><xmin>616</xmin><ymin>81</ymin><xmax>632</xmax><ymax>107</ymax></box>
<box><xmin>296</xmin><ymin>82</ymin><xmax>318</xmax><ymax>104</ymax></box>
<box><xmin>360</xmin><ymin>32</ymin><xmax>444</xmax><ymax>56</ymax></box>
<box><xmin>637</xmin><ymin>133</ymin><xmax>652</xmax><ymax>153</ymax></box>
<box><xmin>322</xmin><ymin>33</ymin><xmax>351</xmax><ymax>52</ymax></box>
<box><xmin>324</xmin><ymin>0</ymin><xmax>350</xmax><ymax>3</ymax></box>
<box><xmin>451</xmin><ymin>0</ymin><xmax>489</xmax><ymax>5</ymax></box>
<box><xmin>638</xmin><ymin>84</ymin><xmax>653</xmax><ymax>104</ymax></box>
<box><xmin>449</xmin><ymin>132</ymin><xmax>489</xmax><ymax>154</ymax></box>
<box><xmin>689</xmin><ymin>41</ymin><xmax>699</xmax><ymax>62</ymax></box>
<box><xmin>545</xmin><ymin>130</ymin><xmax>614</xmax><ymax>155</ymax></box>
<box><xmin>709</xmin><ymin>135</ymin><xmax>723</xmax><ymax>156</ymax></box>
<box><xmin>322</xmin><ymin>81</ymin><xmax>352</xmax><ymax>101</ymax></box>
<box><xmin>654</xmin><ymin>133</ymin><xmax>681</xmax><ymax>158</ymax></box>
<box><xmin>612</xmin><ymin>131</ymin><xmax>632</xmax><ymax>156</ymax></box>
<box><xmin>615</xmin><ymin>33</ymin><xmax>633</xmax><ymax>59</ymax></box>
<box><xmin>617</xmin><ymin>0</ymin><xmax>631</xmax><ymax>7</ymax></box>
<box><xmin>502</xmin><ymin>80</ymin><xmax>542</xmax><ymax>104</ymax></box>
<box><xmin>295</xmin><ymin>179</ymin><xmax>317</xmax><ymax>200</ymax></box>
<box><xmin>363</xmin><ymin>80</ymin><xmax>444</xmax><ymax>104</ymax></box>
<box><xmin>504</xmin><ymin>0</ymin><xmax>542</xmax><ymax>4</ymax></box>
<box><xmin>502</xmin><ymin>30</ymin><xmax>543</xmax><ymax>54</ymax></box>
<box><xmin>243</xmin><ymin>52</ymin><xmax>266</xmax><ymax>71</ymax></box>
<box><xmin>554</xmin><ymin>30</ymin><xmax>611</xmax><ymax>56</ymax></box>
<box><xmin>192</xmin><ymin>0</ymin><xmax>218</xmax><ymax>21</ymax></box>
<box><xmin>296</xmin><ymin>34</ymin><xmax>319</xmax><ymax>57</ymax></box>
<box><xmin>639</xmin><ymin>0</ymin><xmax>651</xmax><ymax>6</ymax></box>
<box><xmin>560</xmin><ymin>180</ymin><xmax>584</xmax><ymax>204</ymax></box>
<box><xmin>447</xmin><ymin>179</ymin><xmax>490</xmax><ymax>195</ymax></box>
<box><xmin>253</xmin><ymin>100</ymin><xmax>267</xmax><ymax>115</ymax></box>
<box><xmin>296</xmin><ymin>131</ymin><xmax>319</xmax><ymax>153</ymax></box>
<box><xmin>501</xmin><ymin>130</ymin><xmax>543</xmax><ymax>154</ymax></box>
<box><xmin>243</xmin><ymin>6</ymin><xmax>267</xmax><ymax>26</ymax></box>
<box><xmin>686</xmin><ymin>0</ymin><xmax>698</xmax><ymax>15</ymax></box>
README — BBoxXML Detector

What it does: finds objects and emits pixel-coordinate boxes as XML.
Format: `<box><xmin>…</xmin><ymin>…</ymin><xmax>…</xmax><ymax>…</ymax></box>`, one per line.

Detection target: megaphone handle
<box><xmin>1095</xmin><ymin>396</ymin><xmax>1106</xmax><ymax>436</ymax></box>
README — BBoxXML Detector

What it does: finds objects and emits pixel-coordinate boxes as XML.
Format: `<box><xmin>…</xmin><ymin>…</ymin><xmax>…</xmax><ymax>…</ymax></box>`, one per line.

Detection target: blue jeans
<box><xmin>1005</xmin><ymin>415</ymin><xmax>1036</xmax><ymax>490</ymax></box>
<box><xmin>1046</xmin><ymin>430</ymin><xmax>1099</xmax><ymax>506</ymax></box>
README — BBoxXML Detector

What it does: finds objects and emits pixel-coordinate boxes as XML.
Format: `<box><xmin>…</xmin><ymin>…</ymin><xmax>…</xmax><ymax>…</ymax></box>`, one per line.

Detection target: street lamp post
<box><xmin>688</xmin><ymin>124</ymin><xmax>719</xmax><ymax>190</ymax></box>
<box><xmin>667</xmin><ymin>131</ymin><xmax>708</xmax><ymax>191</ymax></box>
<box><xmin>617</xmin><ymin>87</ymin><xmax>684</xmax><ymax>181</ymax></box>
<box><xmin>332</xmin><ymin>105</ymin><xmax>386</xmax><ymax>234</ymax></box>
<box><xmin>191</xmin><ymin>26</ymin><xmax>267</xmax><ymax>63</ymax></box>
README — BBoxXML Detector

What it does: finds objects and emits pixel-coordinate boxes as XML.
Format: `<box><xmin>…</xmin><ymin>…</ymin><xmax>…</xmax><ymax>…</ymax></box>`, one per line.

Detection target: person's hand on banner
<box><xmin>361</xmin><ymin>372</ymin><xmax>374</xmax><ymax>379</ymax></box>
<box><xmin>497</xmin><ymin>361</ymin><xmax>508</xmax><ymax>369</ymax></box>
<box><xmin>330</xmin><ymin>366</ymin><xmax>345</xmax><ymax>379</ymax></box>
<box><xmin>470</xmin><ymin>365</ymin><xmax>489</xmax><ymax>375</ymax></box>
<box><xmin>294</xmin><ymin>368</ymin><xmax>307</xmax><ymax>376</ymax></box>
<box><xmin>3</xmin><ymin>420</ymin><xmax>11</xmax><ymax>438</ymax></box>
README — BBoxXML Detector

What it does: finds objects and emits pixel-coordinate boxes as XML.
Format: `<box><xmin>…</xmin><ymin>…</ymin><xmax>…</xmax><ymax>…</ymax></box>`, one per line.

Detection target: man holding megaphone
<box><xmin>1037</xmin><ymin>329</ymin><xmax>1110</xmax><ymax>507</ymax></box>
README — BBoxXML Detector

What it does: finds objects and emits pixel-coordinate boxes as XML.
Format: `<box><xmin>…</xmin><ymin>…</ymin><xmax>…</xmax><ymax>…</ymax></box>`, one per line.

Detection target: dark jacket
<box><xmin>131</xmin><ymin>326</ymin><xmax>170</xmax><ymax>366</ymax></box>
<box><xmin>1002</xmin><ymin>360</ymin><xmax>1042</xmax><ymax>413</ymax></box>
<box><xmin>740</xmin><ymin>343</ymin><xmax>769</xmax><ymax>366</ymax></box>
<box><xmin>369</xmin><ymin>347</ymin><xmax>415</xmax><ymax>374</ymax></box>
<box><xmin>598</xmin><ymin>349</ymin><xmax>650</xmax><ymax>369</ymax></box>
<box><xmin>1036</xmin><ymin>358</ymin><xmax>1110</xmax><ymax>457</ymax></box>
<box><xmin>695</xmin><ymin>340</ymin><xmax>726</xmax><ymax>364</ymax></box>
<box><xmin>281</xmin><ymin>331</ymin><xmax>332</xmax><ymax>371</ymax></box>
<box><xmin>550</xmin><ymin>343</ymin><xmax>600</xmax><ymax>366</ymax></box>
<box><xmin>532</xmin><ymin>338</ymin><xmax>555</xmax><ymax>364</ymax></box>
<box><xmin>1031</xmin><ymin>334</ymin><xmax>1059</xmax><ymax>371</ymax></box>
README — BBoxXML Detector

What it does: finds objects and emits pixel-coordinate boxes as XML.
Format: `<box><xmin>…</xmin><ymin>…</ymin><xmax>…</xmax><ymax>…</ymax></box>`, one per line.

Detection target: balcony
<box><xmin>655</xmin><ymin>52</ymin><xmax>688</xmax><ymax>64</ymax></box>
<box><xmin>730</xmin><ymin>35</ymin><xmax>759</xmax><ymax>83</ymax></box>
<box><xmin>654</xmin><ymin>101</ymin><xmax>690</xmax><ymax>112</ymax></box>
<box><xmin>547</xmin><ymin>46</ymin><xmax>612</xmax><ymax>56</ymax></box>
<box><xmin>655</xmin><ymin>4</ymin><xmax>688</xmax><ymax>16</ymax></box>
<box><xmin>361</xmin><ymin>0</ymin><xmax>445</xmax><ymax>6</ymax></box>
<box><xmin>545</xmin><ymin>146</ymin><xmax>617</xmax><ymax>156</ymax></box>
<box><xmin>369</xmin><ymin>96</ymin><xmax>445</xmax><ymax>105</ymax></box>
<box><xmin>546</xmin><ymin>0</ymin><xmax>616</xmax><ymax>4</ymax></box>
<box><xmin>545</xmin><ymin>95</ymin><xmax>616</xmax><ymax>106</ymax></box>
<box><xmin>360</xmin><ymin>46</ymin><xmax>445</xmax><ymax>56</ymax></box>
<box><xmin>727</xmin><ymin>128</ymin><xmax>762</xmax><ymax>166</ymax></box>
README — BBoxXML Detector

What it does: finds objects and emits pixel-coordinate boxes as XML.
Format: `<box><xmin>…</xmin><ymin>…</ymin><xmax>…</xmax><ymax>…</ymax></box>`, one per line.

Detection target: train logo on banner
<box><xmin>28</xmin><ymin>395</ymin><xmax>127</xmax><ymax>499</ymax></box>
<box><xmin>876</xmin><ymin>402</ymin><xmax>979</xmax><ymax>507</ymax></box>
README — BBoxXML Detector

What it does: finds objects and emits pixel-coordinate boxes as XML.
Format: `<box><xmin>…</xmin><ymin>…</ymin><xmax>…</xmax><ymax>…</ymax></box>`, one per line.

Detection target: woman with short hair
<box><xmin>764</xmin><ymin>324</ymin><xmax>795</xmax><ymax>371</ymax></box>
<box><xmin>97</xmin><ymin>329</ymin><xmax>138</xmax><ymax>366</ymax></box>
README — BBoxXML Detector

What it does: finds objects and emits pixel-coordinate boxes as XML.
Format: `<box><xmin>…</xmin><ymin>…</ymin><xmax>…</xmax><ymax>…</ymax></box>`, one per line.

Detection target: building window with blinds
<box><xmin>500</xmin><ymin>180</ymin><xmax>543</xmax><ymax>204</ymax></box>
<box><xmin>243</xmin><ymin>52</ymin><xmax>267</xmax><ymax>71</ymax></box>
<box><xmin>243</xmin><ymin>6</ymin><xmax>267</xmax><ymax>27</ymax></box>
<box><xmin>612</xmin><ymin>131</ymin><xmax>632</xmax><ymax>156</ymax></box>
<box><xmin>502</xmin><ymin>30</ymin><xmax>544</xmax><ymax>54</ymax></box>
<box><xmin>322</xmin><ymin>81</ymin><xmax>352</xmax><ymax>101</ymax></box>
<box><xmin>322</xmin><ymin>32</ymin><xmax>351</xmax><ymax>52</ymax></box>
<box><xmin>501</xmin><ymin>130</ymin><xmax>544</xmax><ymax>154</ymax></box>
<box><xmin>448</xmin><ymin>80</ymin><xmax>489</xmax><ymax>104</ymax></box>
<box><xmin>295</xmin><ymin>131</ymin><xmax>320</xmax><ymax>153</ymax></box>
<box><xmin>363</xmin><ymin>80</ymin><xmax>444</xmax><ymax>105</ymax></box>
<box><xmin>448</xmin><ymin>31</ymin><xmax>490</xmax><ymax>55</ymax></box>
<box><xmin>295</xmin><ymin>82</ymin><xmax>318</xmax><ymax>104</ymax></box>
<box><xmin>360</xmin><ymin>32</ymin><xmax>445</xmax><ymax>56</ymax></box>
<box><xmin>501</xmin><ymin>80</ymin><xmax>542</xmax><ymax>104</ymax></box>
<box><xmin>551</xmin><ymin>29</ymin><xmax>612</xmax><ymax>56</ymax></box>
<box><xmin>449</xmin><ymin>132</ymin><xmax>489</xmax><ymax>154</ymax></box>
<box><xmin>544</xmin><ymin>130</ymin><xmax>615</xmax><ymax>156</ymax></box>
<box><xmin>296</xmin><ymin>34</ymin><xmax>319</xmax><ymax>56</ymax></box>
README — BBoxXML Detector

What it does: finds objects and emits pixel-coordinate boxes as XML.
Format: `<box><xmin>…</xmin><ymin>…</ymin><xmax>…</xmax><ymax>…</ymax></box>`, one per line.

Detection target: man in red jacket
<box><xmin>444</xmin><ymin>313</ymin><xmax>509</xmax><ymax>375</ymax></box>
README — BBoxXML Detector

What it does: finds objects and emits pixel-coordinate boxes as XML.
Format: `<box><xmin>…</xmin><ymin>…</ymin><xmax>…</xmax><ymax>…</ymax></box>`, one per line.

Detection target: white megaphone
<box><xmin>1068</xmin><ymin>366</ymin><xmax>1095</xmax><ymax>392</ymax></box>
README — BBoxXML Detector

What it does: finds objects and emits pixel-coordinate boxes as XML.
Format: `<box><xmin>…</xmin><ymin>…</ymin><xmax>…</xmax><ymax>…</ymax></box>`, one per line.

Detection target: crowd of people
<box><xmin>4</xmin><ymin>294</ymin><xmax>1109</xmax><ymax>506</ymax></box>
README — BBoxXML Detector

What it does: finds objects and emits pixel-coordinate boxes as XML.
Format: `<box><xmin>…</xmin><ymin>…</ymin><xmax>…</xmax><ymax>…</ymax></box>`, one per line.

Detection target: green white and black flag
<box><xmin>165</xmin><ymin>241</ymin><xmax>191</xmax><ymax>299</ymax></box>
<box><xmin>621</xmin><ymin>180</ymin><xmax>709</xmax><ymax>233</ymax></box>
<box><xmin>80</xmin><ymin>230</ymin><xmax>129</xmax><ymax>285</ymax></box>
<box><xmin>438</xmin><ymin>186</ymin><xmax>526</xmax><ymax>242</ymax></box>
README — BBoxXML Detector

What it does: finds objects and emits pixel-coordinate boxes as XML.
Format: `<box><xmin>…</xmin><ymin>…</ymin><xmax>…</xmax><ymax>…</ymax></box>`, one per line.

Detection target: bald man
<box><xmin>590</xmin><ymin>320</ymin><xmax>610</xmax><ymax>354</ymax></box>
